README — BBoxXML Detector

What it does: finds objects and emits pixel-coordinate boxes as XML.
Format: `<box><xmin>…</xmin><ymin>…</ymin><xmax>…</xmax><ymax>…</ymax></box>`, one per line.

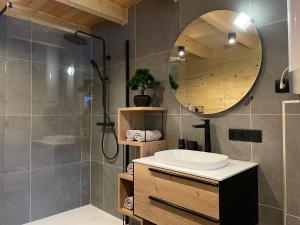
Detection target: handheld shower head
<box><xmin>90</xmin><ymin>60</ymin><xmax>104</xmax><ymax>81</ymax></box>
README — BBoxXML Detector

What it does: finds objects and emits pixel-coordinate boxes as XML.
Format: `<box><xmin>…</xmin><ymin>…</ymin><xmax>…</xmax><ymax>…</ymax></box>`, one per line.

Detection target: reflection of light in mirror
<box><xmin>49</xmin><ymin>73</ymin><xmax>52</xmax><ymax>80</ymax></box>
<box><xmin>67</xmin><ymin>65</ymin><xmax>75</xmax><ymax>76</ymax></box>
<box><xmin>178</xmin><ymin>46</ymin><xmax>185</xmax><ymax>57</ymax></box>
<box><xmin>234</xmin><ymin>12</ymin><xmax>251</xmax><ymax>30</ymax></box>
<box><xmin>228</xmin><ymin>32</ymin><xmax>237</xmax><ymax>45</ymax></box>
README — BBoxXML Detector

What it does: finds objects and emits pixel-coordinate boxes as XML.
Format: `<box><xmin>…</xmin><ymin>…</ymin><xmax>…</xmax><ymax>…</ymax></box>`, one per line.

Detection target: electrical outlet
<box><xmin>275</xmin><ymin>79</ymin><xmax>290</xmax><ymax>93</ymax></box>
<box><xmin>229</xmin><ymin>129</ymin><xmax>262</xmax><ymax>143</ymax></box>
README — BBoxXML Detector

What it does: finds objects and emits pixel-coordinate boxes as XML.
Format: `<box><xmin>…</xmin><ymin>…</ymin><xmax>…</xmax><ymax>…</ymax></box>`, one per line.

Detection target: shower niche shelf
<box><xmin>118</xmin><ymin>107</ymin><xmax>168</xmax><ymax>225</ymax></box>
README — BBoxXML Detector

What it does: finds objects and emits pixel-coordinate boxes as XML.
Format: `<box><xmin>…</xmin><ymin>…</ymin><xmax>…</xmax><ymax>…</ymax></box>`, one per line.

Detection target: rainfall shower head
<box><xmin>63</xmin><ymin>33</ymin><xmax>87</xmax><ymax>46</ymax></box>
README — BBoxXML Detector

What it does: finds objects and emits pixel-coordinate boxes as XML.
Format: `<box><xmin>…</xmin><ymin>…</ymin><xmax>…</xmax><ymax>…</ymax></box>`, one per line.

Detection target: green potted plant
<box><xmin>127</xmin><ymin>68</ymin><xmax>161</xmax><ymax>107</ymax></box>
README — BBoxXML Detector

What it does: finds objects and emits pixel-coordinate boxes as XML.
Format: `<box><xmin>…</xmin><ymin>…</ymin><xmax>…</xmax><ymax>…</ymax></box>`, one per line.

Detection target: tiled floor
<box><xmin>23</xmin><ymin>205</ymin><xmax>123</xmax><ymax>225</ymax></box>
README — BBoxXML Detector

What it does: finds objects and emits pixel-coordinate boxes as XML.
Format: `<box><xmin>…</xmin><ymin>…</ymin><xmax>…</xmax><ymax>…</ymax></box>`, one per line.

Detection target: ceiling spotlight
<box><xmin>234</xmin><ymin>12</ymin><xmax>251</xmax><ymax>30</ymax></box>
<box><xmin>228</xmin><ymin>32</ymin><xmax>237</xmax><ymax>45</ymax></box>
<box><xmin>178</xmin><ymin>46</ymin><xmax>185</xmax><ymax>57</ymax></box>
<box><xmin>67</xmin><ymin>65</ymin><xmax>75</xmax><ymax>76</ymax></box>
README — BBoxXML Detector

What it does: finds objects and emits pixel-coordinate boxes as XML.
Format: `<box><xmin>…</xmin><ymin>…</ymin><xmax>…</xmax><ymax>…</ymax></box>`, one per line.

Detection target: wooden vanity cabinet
<box><xmin>134</xmin><ymin>163</ymin><xmax>258</xmax><ymax>225</ymax></box>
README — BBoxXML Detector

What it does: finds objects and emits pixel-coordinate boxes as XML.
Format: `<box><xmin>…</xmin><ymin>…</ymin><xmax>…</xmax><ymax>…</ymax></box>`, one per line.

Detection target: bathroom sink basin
<box><xmin>154</xmin><ymin>150</ymin><xmax>229</xmax><ymax>171</ymax></box>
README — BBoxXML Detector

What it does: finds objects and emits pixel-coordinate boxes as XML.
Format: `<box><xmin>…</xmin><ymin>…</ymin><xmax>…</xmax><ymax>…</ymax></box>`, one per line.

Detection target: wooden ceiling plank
<box><xmin>176</xmin><ymin>34</ymin><xmax>212</xmax><ymax>59</ymax></box>
<box><xmin>2</xmin><ymin>1</ymin><xmax>90</xmax><ymax>33</ymax></box>
<box><xmin>54</xmin><ymin>0</ymin><xmax>128</xmax><ymax>25</ymax></box>
<box><xmin>27</xmin><ymin>0</ymin><xmax>48</xmax><ymax>10</ymax></box>
<box><xmin>48</xmin><ymin>4</ymin><xmax>72</xmax><ymax>17</ymax></box>
<box><xmin>10</xmin><ymin>0</ymin><xmax>33</xmax><ymax>7</ymax></box>
<box><xmin>201</xmin><ymin>12</ymin><xmax>259</xmax><ymax>49</ymax></box>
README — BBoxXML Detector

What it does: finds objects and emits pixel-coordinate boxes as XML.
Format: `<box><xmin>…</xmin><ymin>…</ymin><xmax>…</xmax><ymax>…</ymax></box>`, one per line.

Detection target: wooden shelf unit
<box><xmin>117</xmin><ymin>107</ymin><xmax>168</xmax><ymax>224</ymax></box>
<box><xmin>118</xmin><ymin>107</ymin><xmax>168</xmax><ymax>157</ymax></box>
<box><xmin>118</xmin><ymin>173</ymin><xmax>142</xmax><ymax>222</ymax></box>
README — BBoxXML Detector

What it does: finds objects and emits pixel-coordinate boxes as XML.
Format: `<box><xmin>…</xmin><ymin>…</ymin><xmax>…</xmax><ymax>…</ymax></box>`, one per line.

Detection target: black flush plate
<box><xmin>229</xmin><ymin>129</ymin><xmax>262</xmax><ymax>143</ymax></box>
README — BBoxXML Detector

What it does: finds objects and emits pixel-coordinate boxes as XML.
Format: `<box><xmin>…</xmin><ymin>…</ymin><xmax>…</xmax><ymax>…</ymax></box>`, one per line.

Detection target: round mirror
<box><xmin>169</xmin><ymin>10</ymin><xmax>262</xmax><ymax>114</ymax></box>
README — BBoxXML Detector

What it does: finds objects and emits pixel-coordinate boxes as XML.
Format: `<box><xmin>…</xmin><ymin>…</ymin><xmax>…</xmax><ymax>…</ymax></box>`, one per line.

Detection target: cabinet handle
<box><xmin>149</xmin><ymin>196</ymin><xmax>220</xmax><ymax>223</ymax></box>
<box><xmin>148</xmin><ymin>167</ymin><xmax>219</xmax><ymax>187</ymax></box>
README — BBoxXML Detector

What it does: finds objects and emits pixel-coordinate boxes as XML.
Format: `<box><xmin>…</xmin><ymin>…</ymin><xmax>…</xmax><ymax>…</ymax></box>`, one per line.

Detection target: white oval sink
<box><xmin>154</xmin><ymin>150</ymin><xmax>229</xmax><ymax>171</ymax></box>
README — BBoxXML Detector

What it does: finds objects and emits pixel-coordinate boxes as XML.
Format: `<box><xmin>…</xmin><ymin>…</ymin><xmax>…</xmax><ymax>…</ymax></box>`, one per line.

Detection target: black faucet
<box><xmin>192</xmin><ymin>119</ymin><xmax>211</xmax><ymax>152</ymax></box>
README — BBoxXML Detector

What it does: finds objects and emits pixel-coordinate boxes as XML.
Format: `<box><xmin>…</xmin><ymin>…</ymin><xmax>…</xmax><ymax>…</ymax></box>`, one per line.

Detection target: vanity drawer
<box><xmin>134</xmin><ymin>190</ymin><xmax>219</xmax><ymax>225</ymax></box>
<box><xmin>134</xmin><ymin>163</ymin><xmax>219</xmax><ymax>220</ymax></box>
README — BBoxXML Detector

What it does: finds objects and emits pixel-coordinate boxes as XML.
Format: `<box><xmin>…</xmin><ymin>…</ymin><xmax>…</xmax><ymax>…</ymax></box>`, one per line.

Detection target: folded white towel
<box><xmin>127</xmin><ymin>163</ymin><xmax>134</xmax><ymax>175</ymax></box>
<box><xmin>126</xmin><ymin>130</ymin><xmax>140</xmax><ymax>141</ymax></box>
<box><xmin>124</xmin><ymin>196</ymin><xmax>134</xmax><ymax>210</ymax></box>
<box><xmin>134</xmin><ymin>130</ymin><xmax>162</xmax><ymax>142</ymax></box>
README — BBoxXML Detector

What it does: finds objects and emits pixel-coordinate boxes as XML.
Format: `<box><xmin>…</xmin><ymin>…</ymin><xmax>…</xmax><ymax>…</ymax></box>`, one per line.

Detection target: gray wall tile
<box><xmin>31</xmin><ymin>163</ymin><xmax>81</xmax><ymax>221</ymax></box>
<box><xmin>3</xmin><ymin>171</ymin><xmax>30</xmax><ymax>225</ymax></box>
<box><xmin>82</xmin><ymin>116</ymin><xmax>91</xmax><ymax>162</ymax></box>
<box><xmin>5</xmin><ymin>17</ymin><xmax>31</xmax><ymax>60</ymax></box>
<box><xmin>81</xmin><ymin>162</ymin><xmax>91</xmax><ymax>206</ymax></box>
<box><xmin>82</xmin><ymin>66</ymin><xmax>93</xmax><ymax>116</ymax></box>
<box><xmin>258</xmin><ymin>205</ymin><xmax>283</xmax><ymax>225</ymax></box>
<box><xmin>165</xmin><ymin>115</ymin><xmax>181</xmax><ymax>149</ymax></box>
<box><xmin>91</xmin><ymin>161</ymin><xmax>103</xmax><ymax>209</ymax></box>
<box><xmin>32</xmin><ymin>62</ymin><xmax>82</xmax><ymax>115</ymax></box>
<box><xmin>102</xmin><ymin>164</ymin><xmax>122</xmax><ymax>219</ymax></box>
<box><xmin>4</xmin><ymin>116</ymin><xmax>31</xmax><ymax>173</ymax></box>
<box><xmin>103</xmin><ymin>7</ymin><xmax>136</xmax><ymax>65</ymax></box>
<box><xmin>5</xmin><ymin>58</ymin><xmax>31</xmax><ymax>115</ymax></box>
<box><xmin>287</xmin><ymin>215</ymin><xmax>300</xmax><ymax>225</ymax></box>
<box><xmin>0</xmin><ymin>58</ymin><xmax>4</xmax><ymax>116</ymax></box>
<box><xmin>211</xmin><ymin>115</ymin><xmax>251</xmax><ymax>160</ymax></box>
<box><xmin>250</xmin><ymin>0</ymin><xmax>287</xmax><ymax>27</ymax></box>
<box><xmin>136</xmin><ymin>0</ymin><xmax>180</xmax><ymax>58</ymax></box>
<box><xmin>251</xmin><ymin>21</ymin><xmax>296</xmax><ymax>114</ymax></box>
<box><xmin>91</xmin><ymin>116</ymin><xmax>104</xmax><ymax>163</ymax></box>
<box><xmin>108</xmin><ymin>63</ymin><xmax>126</xmax><ymax>115</ymax></box>
<box><xmin>31</xmin><ymin>116</ymin><xmax>81</xmax><ymax>169</ymax></box>
<box><xmin>286</xmin><ymin>115</ymin><xmax>300</xmax><ymax>217</ymax></box>
<box><xmin>0</xmin><ymin>17</ymin><xmax>6</xmax><ymax>58</ymax></box>
<box><xmin>0</xmin><ymin>116</ymin><xmax>3</xmax><ymax>174</ymax></box>
<box><xmin>286</xmin><ymin>103</ymin><xmax>300</xmax><ymax>115</ymax></box>
<box><xmin>0</xmin><ymin>174</ymin><xmax>3</xmax><ymax>224</ymax></box>
<box><xmin>32</xmin><ymin>23</ymin><xmax>81</xmax><ymax>66</ymax></box>
<box><xmin>91</xmin><ymin>71</ymin><xmax>103</xmax><ymax>116</ymax></box>
<box><xmin>252</xmin><ymin>115</ymin><xmax>283</xmax><ymax>208</ymax></box>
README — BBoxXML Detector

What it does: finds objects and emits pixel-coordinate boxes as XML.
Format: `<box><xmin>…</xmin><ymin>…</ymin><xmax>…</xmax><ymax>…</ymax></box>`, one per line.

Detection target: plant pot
<box><xmin>134</xmin><ymin>95</ymin><xmax>151</xmax><ymax>107</ymax></box>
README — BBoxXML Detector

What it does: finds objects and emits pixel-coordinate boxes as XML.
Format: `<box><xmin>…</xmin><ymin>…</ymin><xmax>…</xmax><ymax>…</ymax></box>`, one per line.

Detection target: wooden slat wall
<box><xmin>175</xmin><ymin>44</ymin><xmax>261</xmax><ymax>114</ymax></box>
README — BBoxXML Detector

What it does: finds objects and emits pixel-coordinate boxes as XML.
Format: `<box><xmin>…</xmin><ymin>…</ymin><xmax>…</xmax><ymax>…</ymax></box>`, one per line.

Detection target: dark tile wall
<box><xmin>0</xmin><ymin>16</ymin><xmax>92</xmax><ymax>225</ymax></box>
<box><xmin>90</xmin><ymin>0</ymin><xmax>300</xmax><ymax>224</ymax></box>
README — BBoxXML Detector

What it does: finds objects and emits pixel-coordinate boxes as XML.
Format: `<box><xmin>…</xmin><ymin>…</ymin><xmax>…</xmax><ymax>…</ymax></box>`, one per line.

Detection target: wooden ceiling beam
<box><xmin>201</xmin><ymin>11</ymin><xmax>259</xmax><ymax>49</ymax></box>
<box><xmin>0</xmin><ymin>1</ymin><xmax>90</xmax><ymax>33</ymax></box>
<box><xmin>53</xmin><ymin>0</ymin><xmax>128</xmax><ymax>25</ymax></box>
<box><xmin>176</xmin><ymin>34</ymin><xmax>212</xmax><ymax>59</ymax></box>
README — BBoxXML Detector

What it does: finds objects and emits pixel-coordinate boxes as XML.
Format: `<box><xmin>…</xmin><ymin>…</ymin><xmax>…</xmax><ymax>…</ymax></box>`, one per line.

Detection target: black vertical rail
<box><xmin>125</xmin><ymin>40</ymin><xmax>130</xmax><ymax>168</ymax></box>
<box><xmin>123</xmin><ymin>40</ymin><xmax>130</xmax><ymax>225</ymax></box>
<box><xmin>161</xmin><ymin>111</ymin><xmax>164</xmax><ymax>140</ymax></box>
<box><xmin>144</xmin><ymin>111</ymin><xmax>147</xmax><ymax>142</ymax></box>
